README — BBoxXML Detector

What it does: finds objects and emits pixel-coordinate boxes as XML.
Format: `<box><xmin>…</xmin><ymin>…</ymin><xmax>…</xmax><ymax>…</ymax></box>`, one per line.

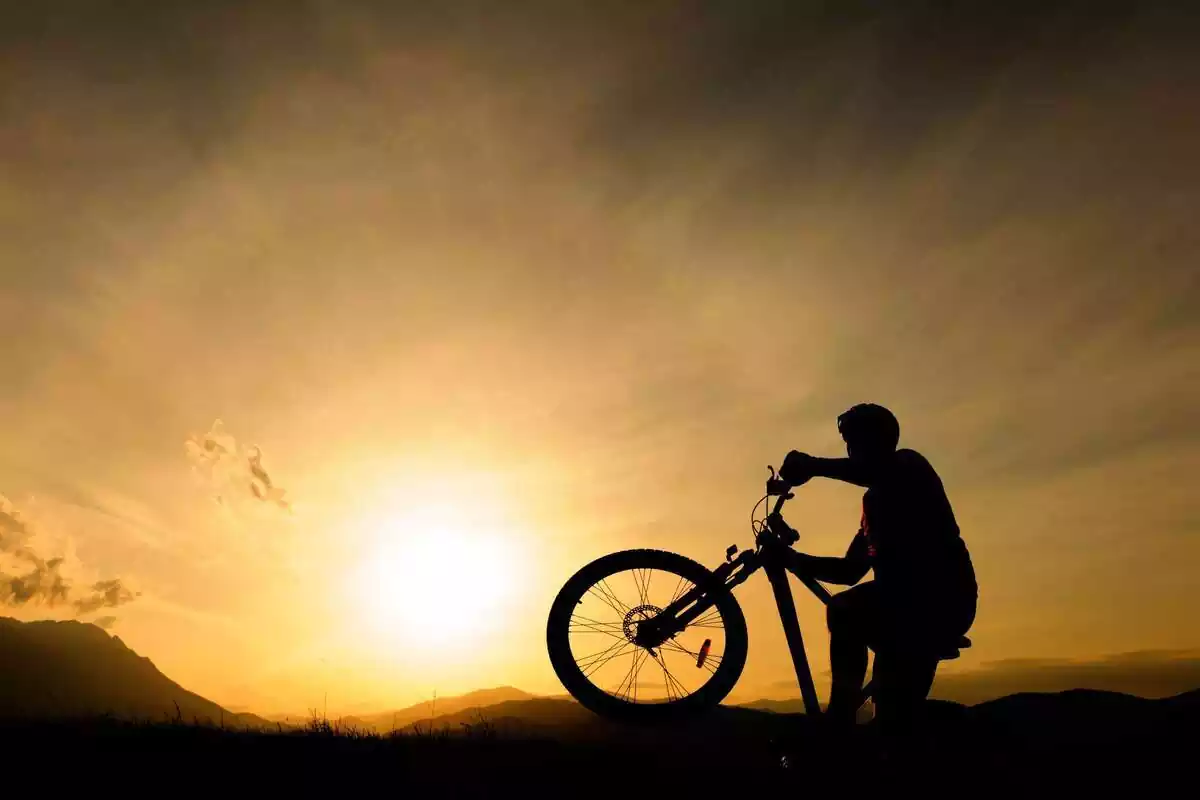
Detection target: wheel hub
<box><xmin>622</xmin><ymin>604</ymin><xmax>662</xmax><ymax>645</ymax></box>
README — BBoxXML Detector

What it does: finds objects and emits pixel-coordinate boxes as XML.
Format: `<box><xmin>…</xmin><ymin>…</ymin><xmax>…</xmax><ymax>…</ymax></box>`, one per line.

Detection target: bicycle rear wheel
<box><xmin>546</xmin><ymin>549</ymin><xmax>748</xmax><ymax>722</ymax></box>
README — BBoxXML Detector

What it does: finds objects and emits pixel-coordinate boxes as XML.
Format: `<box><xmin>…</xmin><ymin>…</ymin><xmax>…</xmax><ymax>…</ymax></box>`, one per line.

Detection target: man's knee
<box><xmin>827</xmin><ymin>590</ymin><xmax>861</xmax><ymax>634</ymax></box>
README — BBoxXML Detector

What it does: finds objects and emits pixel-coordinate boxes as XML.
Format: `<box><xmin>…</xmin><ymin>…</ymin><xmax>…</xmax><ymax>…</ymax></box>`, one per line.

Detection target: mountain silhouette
<box><xmin>342</xmin><ymin>686</ymin><xmax>536</xmax><ymax>732</ymax></box>
<box><xmin>3</xmin><ymin>614</ymin><xmax>1196</xmax><ymax>762</ymax></box>
<box><xmin>738</xmin><ymin>697</ymin><xmax>810</xmax><ymax>714</ymax></box>
<box><xmin>393</xmin><ymin>685</ymin><xmax>1199</xmax><ymax>753</ymax></box>
<box><xmin>0</xmin><ymin>617</ymin><xmax>270</xmax><ymax>728</ymax></box>
<box><xmin>966</xmin><ymin>688</ymin><xmax>1197</xmax><ymax>746</ymax></box>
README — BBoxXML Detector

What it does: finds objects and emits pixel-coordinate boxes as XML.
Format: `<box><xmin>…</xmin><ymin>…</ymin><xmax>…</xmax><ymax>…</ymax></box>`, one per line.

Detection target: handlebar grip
<box><xmin>766</xmin><ymin>478</ymin><xmax>792</xmax><ymax>496</ymax></box>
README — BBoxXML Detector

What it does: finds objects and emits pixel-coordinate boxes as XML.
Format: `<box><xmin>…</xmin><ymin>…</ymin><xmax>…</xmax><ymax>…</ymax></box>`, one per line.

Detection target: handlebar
<box><xmin>766</xmin><ymin>465</ymin><xmax>795</xmax><ymax>514</ymax></box>
<box><xmin>763</xmin><ymin>465</ymin><xmax>797</xmax><ymax>546</ymax></box>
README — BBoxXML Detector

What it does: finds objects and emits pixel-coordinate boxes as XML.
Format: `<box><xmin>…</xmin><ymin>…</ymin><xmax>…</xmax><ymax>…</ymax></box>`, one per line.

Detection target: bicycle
<box><xmin>546</xmin><ymin>466</ymin><xmax>971</xmax><ymax>723</ymax></box>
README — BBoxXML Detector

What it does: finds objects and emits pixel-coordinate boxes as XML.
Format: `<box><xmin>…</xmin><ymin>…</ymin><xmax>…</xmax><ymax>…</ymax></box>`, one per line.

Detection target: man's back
<box><xmin>862</xmin><ymin>448</ymin><xmax>976</xmax><ymax>601</ymax></box>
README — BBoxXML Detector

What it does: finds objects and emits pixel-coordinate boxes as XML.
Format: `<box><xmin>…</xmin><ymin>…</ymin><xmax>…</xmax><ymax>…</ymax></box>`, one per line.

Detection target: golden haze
<box><xmin>0</xmin><ymin>4</ymin><xmax>1196</xmax><ymax>715</ymax></box>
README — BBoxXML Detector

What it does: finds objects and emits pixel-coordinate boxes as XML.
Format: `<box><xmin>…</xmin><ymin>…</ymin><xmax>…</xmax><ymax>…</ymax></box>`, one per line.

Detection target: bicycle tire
<box><xmin>546</xmin><ymin>548</ymin><xmax>749</xmax><ymax>723</ymax></box>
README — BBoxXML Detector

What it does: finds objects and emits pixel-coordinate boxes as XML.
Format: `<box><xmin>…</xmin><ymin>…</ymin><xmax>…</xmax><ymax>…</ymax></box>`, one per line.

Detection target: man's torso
<box><xmin>860</xmin><ymin>449</ymin><xmax>977</xmax><ymax>603</ymax></box>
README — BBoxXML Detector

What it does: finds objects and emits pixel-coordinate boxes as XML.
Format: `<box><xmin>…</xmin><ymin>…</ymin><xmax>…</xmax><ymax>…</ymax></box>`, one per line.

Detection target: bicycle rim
<box><xmin>547</xmin><ymin>549</ymin><xmax>748</xmax><ymax>722</ymax></box>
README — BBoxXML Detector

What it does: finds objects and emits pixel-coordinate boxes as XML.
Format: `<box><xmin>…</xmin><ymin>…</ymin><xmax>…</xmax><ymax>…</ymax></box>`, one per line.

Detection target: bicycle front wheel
<box><xmin>546</xmin><ymin>549</ymin><xmax>748</xmax><ymax>723</ymax></box>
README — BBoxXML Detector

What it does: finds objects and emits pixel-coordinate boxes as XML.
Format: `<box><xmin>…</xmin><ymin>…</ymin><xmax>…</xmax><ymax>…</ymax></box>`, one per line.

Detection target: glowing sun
<box><xmin>353</xmin><ymin>503</ymin><xmax>521</xmax><ymax>650</ymax></box>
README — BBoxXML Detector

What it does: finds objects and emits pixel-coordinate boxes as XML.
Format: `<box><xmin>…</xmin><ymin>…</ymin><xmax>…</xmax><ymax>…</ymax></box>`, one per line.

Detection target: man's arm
<box><xmin>780</xmin><ymin>451</ymin><xmax>872</xmax><ymax>488</ymax></box>
<box><xmin>787</xmin><ymin>532</ymin><xmax>871</xmax><ymax>586</ymax></box>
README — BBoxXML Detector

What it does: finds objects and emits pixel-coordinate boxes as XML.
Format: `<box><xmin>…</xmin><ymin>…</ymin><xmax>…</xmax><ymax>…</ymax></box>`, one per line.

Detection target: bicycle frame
<box><xmin>637</xmin><ymin>488</ymin><xmax>860</xmax><ymax>717</ymax></box>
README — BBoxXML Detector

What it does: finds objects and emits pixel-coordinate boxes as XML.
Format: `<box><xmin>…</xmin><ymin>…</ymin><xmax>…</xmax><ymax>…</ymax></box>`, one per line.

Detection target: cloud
<box><xmin>1</xmin><ymin>555</ymin><xmax>71</xmax><ymax>608</ymax></box>
<box><xmin>0</xmin><ymin>494</ymin><xmax>138</xmax><ymax>616</ymax></box>
<box><xmin>186</xmin><ymin>420</ymin><xmax>292</xmax><ymax>512</ymax></box>
<box><xmin>73</xmin><ymin>578</ymin><xmax>138</xmax><ymax>615</ymax></box>
<box><xmin>93</xmin><ymin>615</ymin><xmax>118</xmax><ymax>630</ymax></box>
<box><xmin>0</xmin><ymin>495</ymin><xmax>70</xmax><ymax>607</ymax></box>
<box><xmin>0</xmin><ymin>495</ymin><xmax>35</xmax><ymax>558</ymax></box>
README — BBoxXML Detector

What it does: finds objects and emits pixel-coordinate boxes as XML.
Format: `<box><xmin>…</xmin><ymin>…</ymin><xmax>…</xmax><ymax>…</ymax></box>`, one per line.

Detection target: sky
<box><xmin>1</xmin><ymin>1</ymin><xmax>1197</xmax><ymax>714</ymax></box>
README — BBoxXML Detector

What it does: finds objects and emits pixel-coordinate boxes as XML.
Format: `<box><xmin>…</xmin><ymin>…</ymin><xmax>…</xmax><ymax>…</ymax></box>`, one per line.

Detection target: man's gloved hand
<box><xmin>778</xmin><ymin>450</ymin><xmax>817</xmax><ymax>487</ymax></box>
<box><xmin>766</xmin><ymin>477</ymin><xmax>792</xmax><ymax>496</ymax></box>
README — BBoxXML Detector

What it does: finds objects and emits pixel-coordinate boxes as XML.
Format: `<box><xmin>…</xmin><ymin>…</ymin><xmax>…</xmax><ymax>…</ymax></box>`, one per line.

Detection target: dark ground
<box><xmin>3</xmin><ymin>691</ymin><xmax>1193</xmax><ymax>795</ymax></box>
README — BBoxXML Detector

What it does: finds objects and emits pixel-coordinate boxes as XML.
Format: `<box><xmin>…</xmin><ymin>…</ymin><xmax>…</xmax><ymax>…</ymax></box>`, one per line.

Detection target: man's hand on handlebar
<box><xmin>779</xmin><ymin>450</ymin><xmax>817</xmax><ymax>487</ymax></box>
<box><xmin>766</xmin><ymin>477</ymin><xmax>792</xmax><ymax>496</ymax></box>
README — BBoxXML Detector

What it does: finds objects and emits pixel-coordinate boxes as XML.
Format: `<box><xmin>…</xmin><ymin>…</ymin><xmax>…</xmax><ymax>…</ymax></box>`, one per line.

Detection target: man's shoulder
<box><xmin>894</xmin><ymin>448</ymin><xmax>931</xmax><ymax>468</ymax></box>
<box><xmin>889</xmin><ymin>448</ymin><xmax>939</xmax><ymax>482</ymax></box>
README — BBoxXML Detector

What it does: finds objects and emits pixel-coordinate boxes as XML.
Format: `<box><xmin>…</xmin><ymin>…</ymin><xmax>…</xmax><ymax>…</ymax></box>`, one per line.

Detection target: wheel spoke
<box><xmin>689</xmin><ymin>609</ymin><xmax>724</xmax><ymax>629</ymax></box>
<box><xmin>655</xmin><ymin>650</ymin><xmax>674</xmax><ymax>701</ymax></box>
<box><xmin>668</xmin><ymin>575</ymin><xmax>693</xmax><ymax>605</ymax></box>
<box><xmin>577</xmin><ymin>637</ymin><xmax>628</xmax><ymax>671</ymax></box>
<box><xmin>611</xmin><ymin>648</ymin><xmax>639</xmax><ymax>698</ymax></box>
<box><xmin>586</xmin><ymin>583</ymin><xmax>628</xmax><ymax>619</ymax></box>
<box><xmin>579</xmin><ymin>638</ymin><xmax>636</xmax><ymax>677</ymax></box>
<box><xmin>598</xmin><ymin>579</ymin><xmax>631</xmax><ymax>614</ymax></box>
<box><xmin>651</xmin><ymin>650</ymin><xmax>690</xmax><ymax>700</ymax></box>
<box><xmin>615</xmin><ymin>647</ymin><xmax>650</xmax><ymax>700</ymax></box>
<box><xmin>632</xmin><ymin>649</ymin><xmax>648</xmax><ymax>702</ymax></box>
<box><xmin>614</xmin><ymin>655</ymin><xmax>633</xmax><ymax>699</ymax></box>
<box><xmin>660</xmin><ymin>640</ymin><xmax>722</xmax><ymax>674</ymax></box>
<box><xmin>631</xmin><ymin>568</ymin><xmax>653</xmax><ymax>607</ymax></box>
<box><xmin>570</xmin><ymin>615</ymin><xmax>626</xmax><ymax>629</ymax></box>
<box><xmin>569</xmin><ymin>618</ymin><xmax>627</xmax><ymax>641</ymax></box>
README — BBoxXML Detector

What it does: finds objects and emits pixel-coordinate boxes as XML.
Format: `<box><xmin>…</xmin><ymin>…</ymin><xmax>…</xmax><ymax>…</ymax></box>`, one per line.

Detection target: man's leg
<box><xmin>873</xmin><ymin>592</ymin><xmax>951</xmax><ymax>741</ymax></box>
<box><xmin>873</xmin><ymin>651</ymin><xmax>937</xmax><ymax>735</ymax></box>
<box><xmin>825</xmin><ymin>582</ymin><xmax>879</xmax><ymax>724</ymax></box>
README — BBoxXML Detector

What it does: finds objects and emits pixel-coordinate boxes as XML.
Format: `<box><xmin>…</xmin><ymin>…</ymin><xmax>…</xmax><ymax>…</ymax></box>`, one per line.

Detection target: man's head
<box><xmin>837</xmin><ymin>403</ymin><xmax>900</xmax><ymax>465</ymax></box>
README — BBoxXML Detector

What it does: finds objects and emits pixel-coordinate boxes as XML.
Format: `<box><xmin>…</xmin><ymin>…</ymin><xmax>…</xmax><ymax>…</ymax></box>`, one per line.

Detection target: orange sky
<box><xmin>1</xmin><ymin>3</ymin><xmax>1196</xmax><ymax>714</ymax></box>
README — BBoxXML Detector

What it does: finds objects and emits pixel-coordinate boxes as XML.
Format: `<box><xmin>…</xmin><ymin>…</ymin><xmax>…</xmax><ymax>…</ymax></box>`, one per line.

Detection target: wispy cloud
<box><xmin>185</xmin><ymin>420</ymin><xmax>292</xmax><ymax>512</ymax></box>
<box><xmin>0</xmin><ymin>494</ymin><xmax>139</xmax><ymax>618</ymax></box>
<box><xmin>72</xmin><ymin>578</ymin><xmax>138</xmax><ymax>615</ymax></box>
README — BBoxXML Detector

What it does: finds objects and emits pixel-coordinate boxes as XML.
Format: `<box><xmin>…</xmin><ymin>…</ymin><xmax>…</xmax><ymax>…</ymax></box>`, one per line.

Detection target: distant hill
<box><xmin>393</xmin><ymin>686</ymin><xmax>1199</xmax><ymax>752</ymax></box>
<box><xmin>391</xmin><ymin>694</ymin><xmax>803</xmax><ymax>747</ymax></box>
<box><xmin>0</xmin><ymin>617</ymin><xmax>271</xmax><ymax>729</ymax></box>
<box><xmin>928</xmin><ymin>652</ymin><xmax>1200</xmax><ymax>705</ymax></box>
<box><xmin>967</xmin><ymin>688</ymin><xmax>1198</xmax><ymax>745</ymax></box>
<box><xmin>737</xmin><ymin>697</ymin><xmax>808</xmax><ymax>714</ymax></box>
<box><xmin>398</xmin><ymin>697</ymin><xmax>593</xmax><ymax>734</ymax></box>
<box><xmin>3</xmin><ymin>614</ymin><xmax>1196</xmax><ymax>753</ymax></box>
<box><xmin>342</xmin><ymin>687</ymin><xmax>537</xmax><ymax>732</ymax></box>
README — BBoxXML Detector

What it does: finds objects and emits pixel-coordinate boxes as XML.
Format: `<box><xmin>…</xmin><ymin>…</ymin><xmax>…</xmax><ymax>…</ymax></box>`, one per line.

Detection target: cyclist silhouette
<box><xmin>776</xmin><ymin>404</ymin><xmax>977</xmax><ymax>734</ymax></box>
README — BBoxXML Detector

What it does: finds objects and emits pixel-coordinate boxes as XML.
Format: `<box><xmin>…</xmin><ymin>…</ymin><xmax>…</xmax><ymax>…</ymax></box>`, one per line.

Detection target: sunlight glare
<box><xmin>353</xmin><ymin>500</ymin><xmax>523</xmax><ymax>653</ymax></box>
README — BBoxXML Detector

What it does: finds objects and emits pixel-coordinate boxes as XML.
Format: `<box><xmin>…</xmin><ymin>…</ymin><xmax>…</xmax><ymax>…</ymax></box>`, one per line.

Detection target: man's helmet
<box><xmin>837</xmin><ymin>403</ymin><xmax>900</xmax><ymax>453</ymax></box>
